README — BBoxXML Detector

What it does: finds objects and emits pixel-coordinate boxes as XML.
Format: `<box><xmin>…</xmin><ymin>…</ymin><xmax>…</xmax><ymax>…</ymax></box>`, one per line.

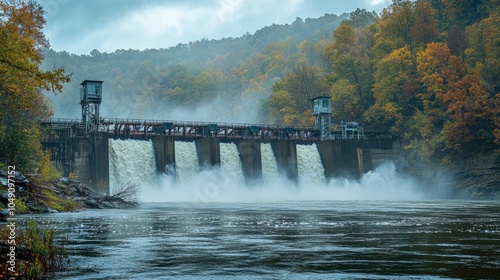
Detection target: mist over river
<box><xmin>35</xmin><ymin>200</ymin><xmax>500</xmax><ymax>279</ymax></box>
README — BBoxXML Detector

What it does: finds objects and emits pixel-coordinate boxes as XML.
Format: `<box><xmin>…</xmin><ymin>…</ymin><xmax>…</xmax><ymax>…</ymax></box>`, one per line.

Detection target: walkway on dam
<box><xmin>42</xmin><ymin>117</ymin><xmax>387</xmax><ymax>142</ymax></box>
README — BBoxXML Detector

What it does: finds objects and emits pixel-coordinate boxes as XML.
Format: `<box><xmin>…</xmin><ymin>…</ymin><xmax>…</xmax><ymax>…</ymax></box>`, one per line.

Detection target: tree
<box><xmin>374</xmin><ymin>0</ymin><xmax>440</xmax><ymax>57</ymax></box>
<box><xmin>329</xmin><ymin>79</ymin><xmax>362</xmax><ymax>122</ymax></box>
<box><xmin>267</xmin><ymin>63</ymin><xmax>325</xmax><ymax>125</ymax></box>
<box><xmin>268</xmin><ymin>90</ymin><xmax>298</xmax><ymax>125</ymax></box>
<box><xmin>323</xmin><ymin>22</ymin><xmax>375</xmax><ymax>109</ymax></box>
<box><xmin>442</xmin><ymin>0</ymin><xmax>494</xmax><ymax>28</ymax></box>
<box><xmin>342</xmin><ymin>8</ymin><xmax>379</xmax><ymax>28</ymax></box>
<box><xmin>280</xmin><ymin>63</ymin><xmax>324</xmax><ymax>112</ymax></box>
<box><xmin>465</xmin><ymin>8</ymin><xmax>500</xmax><ymax>94</ymax></box>
<box><xmin>410</xmin><ymin>1</ymin><xmax>440</xmax><ymax>47</ymax></box>
<box><xmin>417</xmin><ymin>42</ymin><xmax>498</xmax><ymax>152</ymax></box>
<box><xmin>374</xmin><ymin>0</ymin><xmax>416</xmax><ymax>57</ymax></box>
<box><xmin>0</xmin><ymin>0</ymin><xmax>70</xmax><ymax>171</ymax></box>
<box><xmin>365</xmin><ymin>46</ymin><xmax>419</xmax><ymax>133</ymax></box>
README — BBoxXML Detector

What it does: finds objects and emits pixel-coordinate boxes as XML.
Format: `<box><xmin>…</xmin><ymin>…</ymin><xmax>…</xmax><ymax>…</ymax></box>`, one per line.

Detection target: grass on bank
<box><xmin>40</xmin><ymin>188</ymin><xmax>80</xmax><ymax>212</ymax></box>
<box><xmin>0</xmin><ymin>219</ymin><xmax>69</xmax><ymax>279</ymax></box>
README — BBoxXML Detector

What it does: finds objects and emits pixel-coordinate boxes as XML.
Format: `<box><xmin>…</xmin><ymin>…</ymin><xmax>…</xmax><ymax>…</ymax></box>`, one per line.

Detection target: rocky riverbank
<box><xmin>400</xmin><ymin>151</ymin><xmax>500</xmax><ymax>200</ymax></box>
<box><xmin>446</xmin><ymin>153</ymin><xmax>500</xmax><ymax>200</ymax></box>
<box><xmin>0</xmin><ymin>168</ymin><xmax>138</xmax><ymax>218</ymax></box>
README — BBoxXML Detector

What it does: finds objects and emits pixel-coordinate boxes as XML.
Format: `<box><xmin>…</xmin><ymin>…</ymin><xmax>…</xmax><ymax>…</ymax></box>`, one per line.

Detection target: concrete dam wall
<box><xmin>43</xmin><ymin>132</ymin><xmax>398</xmax><ymax>194</ymax></box>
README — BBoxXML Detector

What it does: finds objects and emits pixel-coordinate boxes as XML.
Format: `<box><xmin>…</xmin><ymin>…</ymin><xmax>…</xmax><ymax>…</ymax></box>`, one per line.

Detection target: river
<box><xmin>31</xmin><ymin>200</ymin><xmax>499</xmax><ymax>279</ymax></box>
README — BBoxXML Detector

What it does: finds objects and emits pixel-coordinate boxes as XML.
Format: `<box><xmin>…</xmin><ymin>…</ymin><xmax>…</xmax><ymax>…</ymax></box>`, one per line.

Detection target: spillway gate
<box><xmin>41</xmin><ymin>118</ymin><xmax>397</xmax><ymax>194</ymax></box>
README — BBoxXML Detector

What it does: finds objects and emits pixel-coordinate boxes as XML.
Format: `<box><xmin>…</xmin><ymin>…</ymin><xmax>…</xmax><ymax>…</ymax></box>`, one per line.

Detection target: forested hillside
<box><xmin>268</xmin><ymin>0</ymin><xmax>498</xmax><ymax>164</ymax></box>
<box><xmin>42</xmin><ymin>13</ymin><xmax>346</xmax><ymax>122</ymax></box>
<box><xmin>42</xmin><ymin>0</ymin><xmax>499</xmax><ymax>164</ymax></box>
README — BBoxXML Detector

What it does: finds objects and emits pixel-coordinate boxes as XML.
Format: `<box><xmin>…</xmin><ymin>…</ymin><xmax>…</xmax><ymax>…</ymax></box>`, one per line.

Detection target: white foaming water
<box><xmin>220</xmin><ymin>142</ymin><xmax>245</xmax><ymax>185</ymax></box>
<box><xmin>108</xmin><ymin>139</ymin><xmax>156</xmax><ymax>194</ymax></box>
<box><xmin>261</xmin><ymin>143</ymin><xmax>279</xmax><ymax>183</ymax></box>
<box><xmin>174</xmin><ymin>141</ymin><xmax>198</xmax><ymax>182</ymax></box>
<box><xmin>297</xmin><ymin>143</ymin><xmax>326</xmax><ymax>184</ymax></box>
<box><xmin>109</xmin><ymin>140</ymin><xmax>423</xmax><ymax>202</ymax></box>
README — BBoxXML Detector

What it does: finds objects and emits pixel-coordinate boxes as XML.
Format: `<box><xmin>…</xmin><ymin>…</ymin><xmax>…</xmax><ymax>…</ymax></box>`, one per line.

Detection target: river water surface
<box><xmin>29</xmin><ymin>200</ymin><xmax>500</xmax><ymax>279</ymax></box>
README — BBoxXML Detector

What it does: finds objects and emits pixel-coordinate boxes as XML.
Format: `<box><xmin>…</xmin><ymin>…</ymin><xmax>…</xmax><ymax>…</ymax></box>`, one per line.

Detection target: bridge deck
<box><xmin>41</xmin><ymin>118</ymin><xmax>389</xmax><ymax>142</ymax></box>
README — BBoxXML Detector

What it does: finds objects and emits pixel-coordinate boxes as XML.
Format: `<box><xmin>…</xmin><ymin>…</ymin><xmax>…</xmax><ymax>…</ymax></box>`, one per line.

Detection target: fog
<box><xmin>108</xmin><ymin>138</ymin><xmax>427</xmax><ymax>203</ymax></box>
<box><xmin>139</xmin><ymin>163</ymin><xmax>425</xmax><ymax>203</ymax></box>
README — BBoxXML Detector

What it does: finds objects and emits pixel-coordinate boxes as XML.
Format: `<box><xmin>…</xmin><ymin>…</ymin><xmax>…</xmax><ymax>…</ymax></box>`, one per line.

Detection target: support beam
<box><xmin>316</xmin><ymin>140</ymin><xmax>372</xmax><ymax>180</ymax></box>
<box><xmin>236</xmin><ymin>139</ymin><xmax>262</xmax><ymax>185</ymax></box>
<box><xmin>73</xmin><ymin>132</ymin><xmax>109</xmax><ymax>194</ymax></box>
<box><xmin>90</xmin><ymin>132</ymin><xmax>109</xmax><ymax>194</ymax></box>
<box><xmin>152</xmin><ymin>136</ymin><xmax>176</xmax><ymax>176</ymax></box>
<box><xmin>195</xmin><ymin>137</ymin><xmax>221</xmax><ymax>168</ymax></box>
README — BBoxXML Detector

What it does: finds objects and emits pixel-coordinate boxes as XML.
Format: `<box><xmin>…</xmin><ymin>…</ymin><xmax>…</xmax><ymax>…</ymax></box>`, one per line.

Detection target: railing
<box><xmin>41</xmin><ymin>117</ymin><xmax>392</xmax><ymax>142</ymax></box>
<box><xmin>42</xmin><ymin>117</ymin><xmax>313</xmax><ymax>132</ymax></box>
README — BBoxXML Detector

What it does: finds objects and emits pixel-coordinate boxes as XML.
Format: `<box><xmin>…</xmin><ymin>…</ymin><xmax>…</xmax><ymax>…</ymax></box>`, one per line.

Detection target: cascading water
<box><xmin>220</xmin><ymin>142</ymin><xmax>245</xmax><ymax>184</ymax></box>
<box><xmin>260</xmin><ymin>143</ymin><xmax>279</xmax><ymax>184</ymax></box>
<box><xmin>109</xmin><ymin>139</ymin><xmax>422</xmax><ymax>202</ymax></box>
<box><xmin>108</xmin><ymin>139</ymin><xmax>156</xmax><ymax>194</ymax></box>
<box><xmin>296</xmin><ymin>143</ymin><xmax>326</xmax><ymax>184</ymax></box>
<box><xmin>174</xmin><ymin>141</ymin><xmax>199</xmax><ymax>182</ymax></box>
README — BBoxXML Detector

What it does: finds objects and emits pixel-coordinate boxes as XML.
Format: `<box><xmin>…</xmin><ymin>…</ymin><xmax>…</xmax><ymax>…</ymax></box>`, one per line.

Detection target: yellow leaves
<box><xmin>330</xmin><ymin>79</ymin><xmax>361</xmax><ymax>121</ymax></box>
<box><xmin>0</xmin><ymin>1</ymin><xmax>69</xmax><ymax>171</ymax></box>
<box><xmin>383</xmin><ymin>102</ymin><xmax>399</xmax><ymax>115</ymax></box>
<box><xmin>495</xmin><ymin>128</ymin><xmax>500</xmax><ymax>146</ymax></box>
<box><xmin>269</xmin><ymin>90</ymin><xmax>297</xmax><ymax>125</ymax></box>
<box><xmin>415</xmin><ymin>40</ymin><xmax>498</xmax><ymax>150</ymax></box>
<box><xmin>332</xmin><ymin>24</ymin><xmax>358</xmax><ymax>57</ymax></box>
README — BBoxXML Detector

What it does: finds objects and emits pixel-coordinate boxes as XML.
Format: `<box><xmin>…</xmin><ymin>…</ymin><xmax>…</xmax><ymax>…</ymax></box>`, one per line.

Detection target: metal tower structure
<box><xmin>341</xmin><ymin>121</ymin><xmax>364</xmax><ymax>140</ymax></box>
<box><xmin>80</xmin><ymin>80</ymin><xmax>103</xmax><ymax>136</ymax></box>
<box><xmin>310</xmin><ymin>96</ymin><xmax>332</xmax><ymax>140</ymax></box>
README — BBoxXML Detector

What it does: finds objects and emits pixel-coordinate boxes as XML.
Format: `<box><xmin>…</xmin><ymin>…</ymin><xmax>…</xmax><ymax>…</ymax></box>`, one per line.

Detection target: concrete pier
<box><xmin>316</xmin><ymin>140</ymin><xmax>371</xmax><ymax>179</ymax></box>
<box><xmin>195</xmin><ymin>137</ymin><xmax>221</xmax><ymax>167</ymax></box>
<box><xmin>90</xmin><ymin>133</ymin><xmax>109</xmax><ymax>193</ymax></box>
<box><xmin>236</xmin><ymin>139</ymin><xmax>262</xmax><ymax>184</ymax></box>
<box><xmin>72</xmin><ymin>132</ymin><xmax>109</xmax><ymax>194</ymax></box>
<box><xmin>271</xmin><ymin>140</ymin><xmax>298</xmax><ymax>182</ymax></box>
<box><xmin>152</xmin><ymin>136</ymin><xmax>176</xmax><ymax>176</ymax></box>
<box><xmin>369</xmin><ymin>138</ymin><xmax>400</xmax><ymax>169</ymax></box>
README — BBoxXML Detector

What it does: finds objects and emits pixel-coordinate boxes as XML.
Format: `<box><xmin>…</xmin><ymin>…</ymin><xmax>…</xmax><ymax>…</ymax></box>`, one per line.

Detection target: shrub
<box><xmin>0</xmin><ymin>219</ymin><xmax>69</xmax><ymax>279</ymax></box>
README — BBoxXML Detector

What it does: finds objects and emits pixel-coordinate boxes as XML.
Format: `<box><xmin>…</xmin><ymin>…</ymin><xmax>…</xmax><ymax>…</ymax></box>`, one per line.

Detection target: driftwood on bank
<box><xmin>0</xmin><ymin>168</ymin><xmax>139</xmax><ymax>217</ymax></box>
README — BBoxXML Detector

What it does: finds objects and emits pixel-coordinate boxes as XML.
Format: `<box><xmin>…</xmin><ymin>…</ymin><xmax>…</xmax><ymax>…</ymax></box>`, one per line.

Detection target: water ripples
<box><xmin>26</xmin><ymin>201</ymin><xmax>500</xmax><ymax>279</ymax></box>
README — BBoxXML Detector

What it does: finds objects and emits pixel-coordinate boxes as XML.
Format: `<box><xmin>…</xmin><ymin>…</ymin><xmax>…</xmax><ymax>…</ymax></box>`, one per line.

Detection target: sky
<box><xmin>39</xmin><ymin>0</ymin><xmax>392</xmax><ymax>55</ymax></box>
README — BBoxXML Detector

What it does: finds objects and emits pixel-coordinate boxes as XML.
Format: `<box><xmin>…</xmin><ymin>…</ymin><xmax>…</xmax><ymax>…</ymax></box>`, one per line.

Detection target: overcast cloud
<box><xmin>39</xmin><ymin>0</ymin><xmax>392</xmax><ymax>55</ymax></box>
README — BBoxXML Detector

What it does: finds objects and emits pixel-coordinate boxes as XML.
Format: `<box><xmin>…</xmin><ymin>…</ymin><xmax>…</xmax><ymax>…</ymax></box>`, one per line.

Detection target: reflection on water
<box><xmin>27</xmin><ymin>201</ymin><xmax>500</xmax><ymax>279</ymax></box>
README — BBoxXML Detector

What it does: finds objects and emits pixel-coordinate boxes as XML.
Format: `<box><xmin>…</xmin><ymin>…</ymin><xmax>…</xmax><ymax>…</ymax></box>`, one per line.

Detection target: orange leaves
<box><xmin>417</xmin><ymin>42</ymin><xmax>451</xmax><ymax>102</ymax></box>
<box><xmin>410</xmin><ymin>1</ymin><xmax>439</xmax><ymax>45</ymax></box>
<box><xmin>417</xmin><ymin>41</ymin><xmax>496</xmax><ymax>149</ymax></box>
<box><xmin>0</xmin><ymin>1</ymin><xmax>70</xmax><ymax>170</ymax></box>
<box><xmin>0</xmin><ymin>1</ymin><xmax>70</xmax><ymax>113</ymax></box>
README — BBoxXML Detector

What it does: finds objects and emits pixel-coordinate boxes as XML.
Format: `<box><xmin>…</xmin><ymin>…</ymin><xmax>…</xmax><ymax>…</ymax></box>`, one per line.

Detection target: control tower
<box><xmin>310</xmin><ymin>96</ymin><xmax>332</xmax><ymax>140</ymax></box>
<box><xmin>80</xmin><ymin>80</ymin><xmax>103</xmax><ymax>136</ymax></box>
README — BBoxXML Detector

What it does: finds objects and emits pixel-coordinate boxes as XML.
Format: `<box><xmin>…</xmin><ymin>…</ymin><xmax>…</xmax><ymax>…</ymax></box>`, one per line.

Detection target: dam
<box><xmin>40</xmin><ymin>81</ymin><xmax>398</xmax><ymax>194</ymax></box>
<box><xmin>41</xmin><ymin>118</ymin><xmax>397</xmax><ymax>194</ymax></box>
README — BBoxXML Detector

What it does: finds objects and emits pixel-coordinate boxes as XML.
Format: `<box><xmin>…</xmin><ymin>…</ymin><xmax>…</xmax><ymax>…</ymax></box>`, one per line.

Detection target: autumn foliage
<box><xmin>0</xmin><ymin>0</ymin><xmax>70</xmax><ymax>172</ymax></box>
<box><xmin>272</xmin><ymin>0</ymin><xmax>499</xmax><ymax>160</ymax></box>
<box><xmin>1</xmin><ymin>0</ymin><xmax>497</xmax><ymax>165</ymax></box>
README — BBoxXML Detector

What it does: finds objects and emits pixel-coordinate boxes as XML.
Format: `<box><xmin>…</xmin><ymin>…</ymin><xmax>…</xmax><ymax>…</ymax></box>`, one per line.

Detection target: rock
<box><xmin>1</xmin><ymin>167</ymin><xmax>139</xmax><ymax>213</ymax></box>
<box><xmin>0</xmin><ymin>168</ymin><xmax>30</xmax><ymax>188</ymax></box>
<box><xmin>0</xmin><ymin>208</ymin><xmax>10</xmax><ymax>217</ymax></box>
<box><xmin>47</xmin><ymin>207</ymin><xmax>60</xmax><ymax>213</ymax></box>
<box><xmin>59</xmin><ymin>177</ymin><xmax>69</xmax><ymax>183</ymax></box>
